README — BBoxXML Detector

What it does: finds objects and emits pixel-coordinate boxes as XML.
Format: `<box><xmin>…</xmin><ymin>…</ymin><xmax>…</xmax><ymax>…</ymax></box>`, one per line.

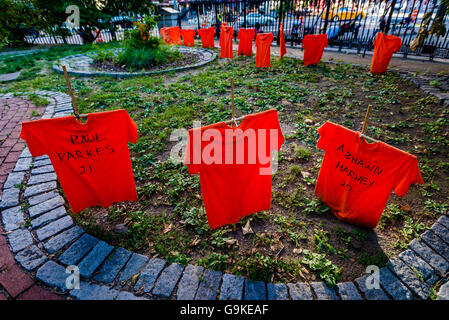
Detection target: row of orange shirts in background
<box><xmin>160</xmin><ymin>24</ymin><xmax>328</xmax><ymax>68</ymax></box>
<box><xmin>160</xmin><ymin>25</ymin><xmax>401</xmax><ymax>74</ymax></box>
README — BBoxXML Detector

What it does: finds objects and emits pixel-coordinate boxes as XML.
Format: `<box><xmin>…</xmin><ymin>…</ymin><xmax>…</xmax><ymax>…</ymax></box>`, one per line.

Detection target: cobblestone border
<box><xmin>0</xmin><ymin>72</ymin><xmax>448</xmax><ymax>300</ymax></box>
<box><xmin>398</xmin><ymin>73</ymin><xmax>449</xmax><ymax>107</ymax></box>
<box><xmin>52</xmin><ymin>46</ymin><xmax>217</xmax><ymax>79</ymax></box>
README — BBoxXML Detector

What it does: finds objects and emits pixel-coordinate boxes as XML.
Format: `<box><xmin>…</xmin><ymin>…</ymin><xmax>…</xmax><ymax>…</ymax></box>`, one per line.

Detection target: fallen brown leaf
<box><xmin>163</xmin><ymin>223</ymin><xmax>172</xmax><ymax>234</ymax></box>
<box><xmin>242</xmin><ymin>221</ymin><xmax>254</xmax><ymax>235</ymax></box>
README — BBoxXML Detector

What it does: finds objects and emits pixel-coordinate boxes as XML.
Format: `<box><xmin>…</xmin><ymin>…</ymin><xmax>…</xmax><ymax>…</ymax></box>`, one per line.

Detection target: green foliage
<box><xmin>394</xmin><ymin>216</ymin><xmax>428</xmax><ymax>249</ymax></box>
<box><xmin>336</xmin><ymin>227</ymin><xmax>368</xmax><ymax>246</ymax></box>
<box><xmin>295</xmin><ymin>145</ymin><xmax>312</xmax><ymax>161</ymax></box>
<box><xmin>112</xmin><ymin>14</ymin><xmax>182</xmax><ymax>71</ymax></box>
<box><xmin>424</xmin><ymin>200</ymin><xmax>449</xmax><ymax>215</ymax></box>
<box><xmin>26</xmin><ymin>93</ymin><xmax>49</xmax><ymax>107</ymax></box>
<box><xmin>379</xmin><ymin>203</ymin><xmax>409</xmax><ymax>228</ymax></box>
<box><xmin>34</xmin><ymin>0</ymin><xmax>155</xmax><ymax>44</ymax></box>
<box><xmin>232</xmin><ymin>253</ymin><xmax>280</xmax><ymax>282</ymax></box>
<box><xmin>0</xmin><ymin>43</ymin><xmax>95</xmax><ymax>74</ymax></box>
<box><xmin>198</xmin><ymin>253</ymin><xmax>229</xmax><ymax>272</ymax></box>
<box><xmin>90</xmin><ymin>43</ymin><xmax>116</xmax><ymax>63</ymax></box>
<box><xmin>301</xmin><ymin>198</ymin><xmax>330</xmax><ymax>215</ymax></box>
<box><xmin>402</xmin><ymin>216</ymin><xmax>428</xmax><ymax>240</ymax></box>
<box><xmin>3</xmin><ymin>42</ymin><xmax>446</xmax><ymax>286</ymax></box>
<box><xmin>122</xmin><ymin>15</ymin><xmax>160</xmax><ymax>50</ymax></box>
<box><xmin>0</xmin><ymin>0</ymin><xmax>43</xmax><ymax>47</ymax></box>
<box><xmin>167</xmin><ymin>251</ymin><xmax>191</xmax><ymax>265</ymax></box>
<box><xmin>301</xmin><ymin>250</ymin><xmax>341</xmax><ymax>287</ymax></box>
<box><xmin>211</xmin><ymin>229</ymin><xmax>231</xmax><ymax>248</ymax></box>
<box><xmin>429</xmin><ymin>281</ymin><xmax>442</xmax><ymax>300</ymax></box>
<box><xmin>117</xmin><ymin>45</ymin><xmax>181</xmax><ymax>71</ymax></box>
<box><xmin>252</xmin><ymin>233</ymin><xmax>275</xmax><ymax>246</ymax></box>
<box><xmin>313</xmin><ymin>229</ymin><xmax>336</xmax><ymax>254</ymax></box>
<box><xmin>274</xmin><ymin>214</ymin><xmax>307</xmax><ymax>246</ymax></box>
<box><xmin>180</xmin><ymin>207</ymin><xmax>210</xmax><ymax>235</ymax></box>
<box><xmin>286</xmin><ymin>165</ymin><xmax>302</xmax><ymax>183</ymax></box>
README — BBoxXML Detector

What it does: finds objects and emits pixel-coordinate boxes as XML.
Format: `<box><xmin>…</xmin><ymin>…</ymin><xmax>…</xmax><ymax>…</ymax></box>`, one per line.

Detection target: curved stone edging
<box><xmin>0</xmin><ymin>75</ymin><xmax>448</xmax><ymax>300</ymax></box>
<box><xmin>52</xmin><ymin>46</ymin><xmax>217</xmax><ymax>79</ymax></box>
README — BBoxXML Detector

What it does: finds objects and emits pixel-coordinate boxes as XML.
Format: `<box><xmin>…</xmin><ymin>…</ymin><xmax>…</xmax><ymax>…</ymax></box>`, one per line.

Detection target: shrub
<box><xmin>117</xmin><ymin>45</ymin><xmax>181</xmax><ymax>71</ymax></box>
<box><xmin>123</xmin><ymin>15</ymin><xmax>160</xmax><ymax>49</ymax></box>
<box><xmin>116</xmin><ymin>14</ymin><xmax>182</xmax><ymax>71</ymax></box>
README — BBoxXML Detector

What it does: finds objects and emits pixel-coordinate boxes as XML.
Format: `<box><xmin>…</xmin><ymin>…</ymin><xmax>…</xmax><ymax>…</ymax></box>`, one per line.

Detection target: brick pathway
<box><xmin>0</xmin><ymin>97</ymin><xmax>63</xmax><ymax>300</ymax></box>
<box><xmin>0</xmin><ymin>98</ymin><xmax>43</xmax><ymax>197</ymax></box>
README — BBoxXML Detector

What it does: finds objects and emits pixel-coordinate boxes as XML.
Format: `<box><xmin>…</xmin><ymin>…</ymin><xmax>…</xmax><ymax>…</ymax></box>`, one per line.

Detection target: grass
<box><xmin>117</xmin><ymin>45</ymin><xmax>182</xmax><ymax>71</ymax></box>
<box><xmin>0</xmin><ymin>43</ymin><xmax>112</xmax><ymax>78</ymax></box>
<box><xmin>2</xmin><ymin>42</ymin><xmax>448</xmax><ymax>285</ymax></box>
<box><xmin>300</xmin><ymin>249</ymin><xmax>342</xmax><ymax>287</ymax></box>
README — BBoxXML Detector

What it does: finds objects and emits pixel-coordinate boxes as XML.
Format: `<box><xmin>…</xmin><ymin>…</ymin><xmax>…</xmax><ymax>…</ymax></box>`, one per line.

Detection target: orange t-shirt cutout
<box><xmin>315</xmin><ymin>121</ymin><xmax>423</xmax><ymax>228</ymax></box>
<box><xmin>168</xmin><ymin>26</ymin><xmax>182</xmax><ymax>45</ymax></box>
<box><xmin>255</xmin><ymin>33</ymin><xmax>274</xmax><ymax>68</ymax></box>
<box><xmin>181</xmin><ymin>29</ymin><xmax>196</xmax><ymax>47</ymax></box>
<box><xmin>302</xmin><ymin>34</ymin><xmax>328</xmax><ymax>66</ymax></box>
<box><xmin>20</xmin><ymin>110</ymin><xmax>139</xmax><ymax>214</ymax></box>
<box><xmin>237</xmin><ymin>28</ymin><xmax>255</xmax><ymax>56</ymax></box>
<box><xmin>197</xmin><ymin>27</ymin><xmax>215</xmax><ymax>48</ymax></box>
<box><xmin>184</xmin><ymin>109</ymin><xmax>284</xmax><ymax>229</ymax></box>
<box><xmin>219</xmin><ymin>25</ymin><xmax>234</xmax><ymax>59</ymax></box>
<box><xmin>160</xmin><ymin>27</ymin><xmax>171</xmax><ymax>44</ymax></box>
<box><xmin>370</xmin><ymin>32</ymin><xmax>402</xmax><ymax>75</ymax></box>
<box><xmin>280</xmin><ymin>23</ymin><xmax>286</xmax><ymax>59</ymax></box>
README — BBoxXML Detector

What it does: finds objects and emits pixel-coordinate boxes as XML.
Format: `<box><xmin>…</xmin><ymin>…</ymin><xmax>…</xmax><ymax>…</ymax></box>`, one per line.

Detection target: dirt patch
<box><xmin>91</xmin><ymin>51</ymin><xmax>203</xmax><ymax>73</ymax></box>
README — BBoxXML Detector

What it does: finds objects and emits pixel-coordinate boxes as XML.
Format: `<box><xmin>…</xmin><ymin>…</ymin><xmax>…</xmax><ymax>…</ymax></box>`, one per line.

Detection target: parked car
<box><xmin>322</xmin><ymin>7</ymin><xmax>366</xmax><ymax>21</ymax></box>
<box><xmin>389</xmin><ymin>16</ymin><xmax>413</xmax><ymax>27</ymax></box>
<box><xmin>237</xmin><ymin>12</ymin><xmax>275</xmax><ymax>27</ymax></box>
<box><xmin>393</xmin><ymin>2</ymin><xmax>404</xmax><ymax>11</ymax></box>
<box><xmin>296</xmin><ymin>8</ymin><xmax>313</xmax><ymax>16</ymax></box>
<box><xmin>385</xmin><ymin>8</ymin><xmax>416</xmax><ymax>28</ymax></box>
<box><xmin>110</xmin><ymin>15</ymin><xmax>136</xmax><ymax>29</ymax></box>
<box><xmin>228</xmin><ymin>14</ymin><xmax>239</xmax><ymax>22</ymax></box>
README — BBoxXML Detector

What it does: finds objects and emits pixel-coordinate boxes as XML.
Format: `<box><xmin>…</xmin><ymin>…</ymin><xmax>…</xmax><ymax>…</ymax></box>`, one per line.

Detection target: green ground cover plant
<box><xmin>2</xmin><ymin>43</ymin><xmax>448</xmax><ymax>287</ymax></box>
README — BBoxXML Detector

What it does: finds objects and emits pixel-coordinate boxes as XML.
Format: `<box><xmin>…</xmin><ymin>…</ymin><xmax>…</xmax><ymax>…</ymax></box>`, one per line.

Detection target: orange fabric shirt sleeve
<box><xmin>125</xmin><ymin>111</ymin><xmax>138</xmax><ymax>144</ymax></box>
<box><xmin>393</xmin><ymin>155</ymin><xmax>423</xmax><ymax>197</ymax></box>
<box><xmin>316</xmin><ymin>121</ymin><xmax>332</xmax><ymax>150</ymax></box>
<box><xmin>20</xmin><ymin>121</ymin><xmax>47</xmax><ymax>157</ymax></box>
<box><xmin>184</xmin><ymin>128</ymin><xmax>201</xmax><ymax>174</ymax></box>
<box><xmin>394</xmin><ymin>38</ymin><xmax>402</xmax><ymax>52</ymax></box>
<box><xmin>270</xmin><ymin>110</ymin><xmax>284</xmax><ymax>151</ymax></box>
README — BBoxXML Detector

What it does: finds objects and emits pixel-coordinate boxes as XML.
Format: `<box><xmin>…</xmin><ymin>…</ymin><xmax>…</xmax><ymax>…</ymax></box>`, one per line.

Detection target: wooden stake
<box><xmin>361</xmin><ymin>104</ymin><xmax>372</xmax><ymax>135</ymax></box>
<box><xmin>62</xmin><ymin>65</ymin><xmax>80</xmax><ymax>120</ymax></box>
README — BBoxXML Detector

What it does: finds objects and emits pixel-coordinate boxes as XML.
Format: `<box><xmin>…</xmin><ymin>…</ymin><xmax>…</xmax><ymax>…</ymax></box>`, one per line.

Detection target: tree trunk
<box><xmin>80</xmin><ymin>29</ymin><xmax>96</xmax><ymax>43</ymax></box>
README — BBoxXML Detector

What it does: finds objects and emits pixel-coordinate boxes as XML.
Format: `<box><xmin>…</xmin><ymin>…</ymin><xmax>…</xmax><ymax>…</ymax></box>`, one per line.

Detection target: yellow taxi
<box><xmin>322</xmin><ymin>7</ymin><xmax>366</xmax><ymax>21</ymax></box>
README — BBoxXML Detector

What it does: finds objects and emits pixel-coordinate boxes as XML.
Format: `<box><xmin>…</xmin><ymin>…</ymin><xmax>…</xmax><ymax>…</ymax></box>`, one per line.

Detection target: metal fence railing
<box><xmin>178</xmin><ymin>0</ymin><xmax>449</xmax><ymax>60</ymax></box>
<box><xmin>22</xmin><ymin>0</ymin><xmax>449</xmax><ymax>60</ymax></box>
<box><xmin>24</xmin><ymin>28</ymin><xmax>161</xmax><ymax>46</ymax></box>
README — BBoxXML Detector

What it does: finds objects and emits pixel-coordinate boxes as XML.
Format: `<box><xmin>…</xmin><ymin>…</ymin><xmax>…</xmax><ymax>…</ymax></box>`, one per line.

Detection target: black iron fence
<box><xmin>22</xmin><ymin>0</ymin><xmax>449</xmax><ymax>60</ymax></box>
<box><xmin>179</xmin><ymin>0</ymin><xmax>449</xmax><ymax>60</ymax></box>
<box><xmin>24</xmin><ymin>27</ymin><xmax>161</xmax><ymax>46</ymax></box>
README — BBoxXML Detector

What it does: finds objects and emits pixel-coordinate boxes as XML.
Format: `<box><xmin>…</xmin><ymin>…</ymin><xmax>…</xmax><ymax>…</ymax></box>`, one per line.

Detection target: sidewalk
<box><xmin>0</xmin><ymin>97</ymin><xmax>64</xmax><ymax>300</ymax></box>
